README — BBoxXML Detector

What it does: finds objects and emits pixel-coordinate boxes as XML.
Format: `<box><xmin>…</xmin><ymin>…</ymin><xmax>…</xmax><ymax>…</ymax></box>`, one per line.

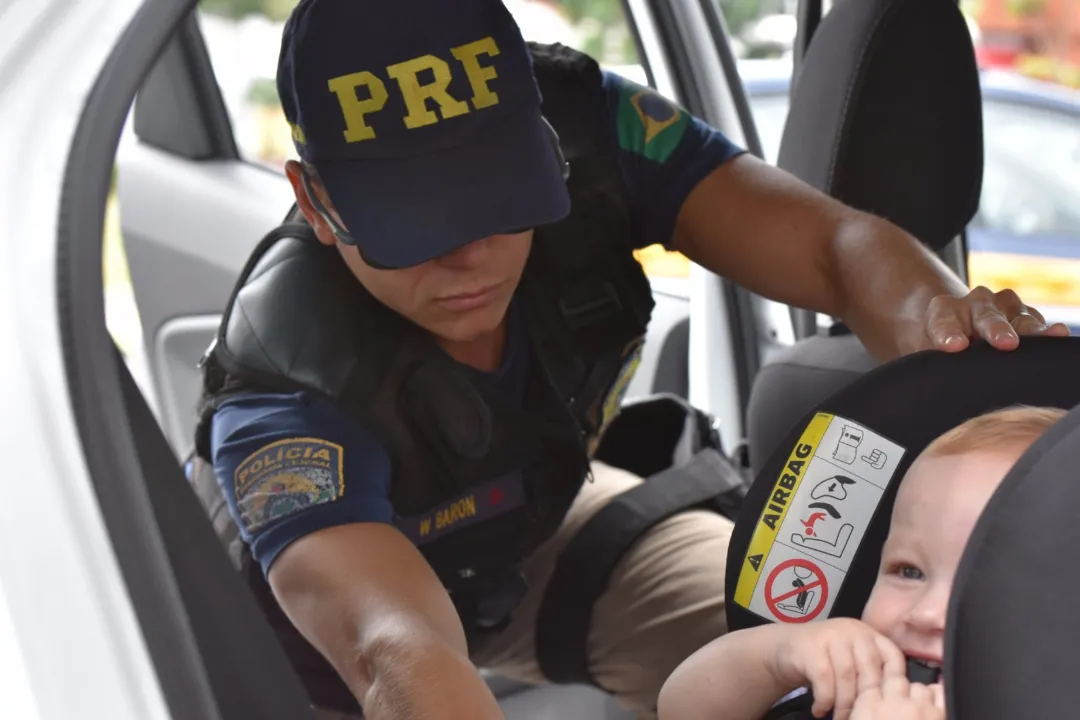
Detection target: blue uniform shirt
<box><xmin>209</xmin><ymin>71</ymin><xmax>746</xmax><ymax>576</ymax></box>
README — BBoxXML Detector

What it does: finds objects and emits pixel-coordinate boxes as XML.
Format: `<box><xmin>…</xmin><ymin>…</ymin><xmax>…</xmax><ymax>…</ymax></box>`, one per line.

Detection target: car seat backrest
<box><xmin>946</xmin><ymin>401</ymin><xmax>1080</xmax><ymax>719</ymax></box>
<box><xmin>747</xmin><ymin>0</ymin><xmax>984</xmax><ymax>475</ymax></box>
<box><xmin>778</xmin><ymin>0</ymin><xmax>982</xmax><ymax>244</ymax></box>
<box><xmin>726</xmin><ymin>337</ymin><xmax>1080</xmax><ymax>634</ymax></box>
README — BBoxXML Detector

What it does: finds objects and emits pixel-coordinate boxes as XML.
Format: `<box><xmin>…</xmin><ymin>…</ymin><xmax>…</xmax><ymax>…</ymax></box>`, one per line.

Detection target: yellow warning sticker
<box><xmin>734</xmin><ymin>412</ymin><xmax>833</xmax><ymax>608</ymax></box>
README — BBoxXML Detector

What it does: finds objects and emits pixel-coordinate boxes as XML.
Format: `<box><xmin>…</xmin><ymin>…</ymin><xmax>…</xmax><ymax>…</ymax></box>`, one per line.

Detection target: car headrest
<box><xmin>778</xmin><ymin>0</ymin><xmax>983</xmax><ymax>250</ymax></box>
<box><xmin>946</xmin><ymin>401</ymin><xmax>1080</xmax><ymax>719</ymax></box>
<box><xmin>726</xmin><ymin>337</ymin><xmax>1080</xmax><ymax>632</ymax></box>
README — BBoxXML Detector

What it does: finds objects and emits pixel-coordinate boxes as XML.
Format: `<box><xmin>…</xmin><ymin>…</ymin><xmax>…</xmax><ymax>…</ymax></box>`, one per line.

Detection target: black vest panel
<box><xmin>194</xmin><ymin>43</ymin><xmax>656</xmax><ymax>714</ymax></box>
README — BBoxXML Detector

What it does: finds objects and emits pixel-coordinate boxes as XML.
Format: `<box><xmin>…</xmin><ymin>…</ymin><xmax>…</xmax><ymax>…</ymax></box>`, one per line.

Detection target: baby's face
<box><xmin>860</xmin><ymin>447</ymin><xmax>1022</xmax><ymax>668</ymax></box>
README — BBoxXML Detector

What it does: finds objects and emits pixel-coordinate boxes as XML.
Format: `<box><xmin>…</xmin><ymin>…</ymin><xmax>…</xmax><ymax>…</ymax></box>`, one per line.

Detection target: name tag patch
<box><xmin>396</xmin><ymin>474</ymin><xmax>526</xmax><ymax>546</ymax></box>
<box><xmin>233</xmin><ymin>438</ymin><xmax>345</xmax><ymax>534</ymax></box>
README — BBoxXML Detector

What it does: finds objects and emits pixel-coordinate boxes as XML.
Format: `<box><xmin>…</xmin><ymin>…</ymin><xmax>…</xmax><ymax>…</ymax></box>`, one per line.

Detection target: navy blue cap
<box><xmin>277</xmin><ymin>0</ymin><xmax>571</xmax><ymax>269</ymax></box>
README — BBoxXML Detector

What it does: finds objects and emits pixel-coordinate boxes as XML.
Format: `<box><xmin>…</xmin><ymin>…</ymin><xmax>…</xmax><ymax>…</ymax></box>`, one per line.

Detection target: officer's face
<box><xmin>340</xmin><ymin>228</ymin><xmax>533</xmax><ymax>344</ymax></box>
<box><xmin>860</xmin><ymin>447</ymin><xmax>1019</xmax><ymax>670</ymax></box>
<box><xmin>287</xmin><ymin>162</ymin><xmax>532</xmax><ymax>344</ymax></box>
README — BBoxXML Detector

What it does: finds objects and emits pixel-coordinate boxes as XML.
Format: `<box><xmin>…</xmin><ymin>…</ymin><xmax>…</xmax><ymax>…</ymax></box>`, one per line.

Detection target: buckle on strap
<box><xmin>558</xmin><ymin>281</ymin><xmax>622</xmax><ymax>331</ymax></box>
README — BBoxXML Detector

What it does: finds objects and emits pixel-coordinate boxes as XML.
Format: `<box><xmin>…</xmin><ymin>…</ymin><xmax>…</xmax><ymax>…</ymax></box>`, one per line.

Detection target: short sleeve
<box><xmin>600</xmin><ymin>70</ymin><xmax>747</xmax><ymax>250</ymax></box>
<box><xmin>209</xmin><ymin>390</ymin><xmax>395</xmax><ymax>575</ymax></box>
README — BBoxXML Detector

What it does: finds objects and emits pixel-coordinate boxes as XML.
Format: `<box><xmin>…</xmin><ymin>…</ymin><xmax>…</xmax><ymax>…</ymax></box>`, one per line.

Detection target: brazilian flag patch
<box><xmin>616</xmin><ymin>83</ymin><xmax>690</xmax><ymax>164</ymax></box>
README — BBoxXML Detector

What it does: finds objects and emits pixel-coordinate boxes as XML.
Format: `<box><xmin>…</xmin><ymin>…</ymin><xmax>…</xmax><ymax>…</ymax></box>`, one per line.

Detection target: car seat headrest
<box><xmin>946</xmin><ymin>402</ymin><xmax>1080</xmax><ymax>719</ymax></box>
<box><xmin>726</xmin><ymin>337</ymin><xmax>1080</xmax><ymax>632</ymax></box>
<box><xmin>778</xmin><ymin>0</ymin><xmax>983</xmax><ymax>250</ymax></box>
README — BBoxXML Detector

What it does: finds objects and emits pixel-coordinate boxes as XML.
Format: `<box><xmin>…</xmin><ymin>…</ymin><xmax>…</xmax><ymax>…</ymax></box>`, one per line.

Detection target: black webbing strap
<box><xmin>534</xmin><ymin>448</ymin><xmax>746</xmax><ymax>685</ymax></box>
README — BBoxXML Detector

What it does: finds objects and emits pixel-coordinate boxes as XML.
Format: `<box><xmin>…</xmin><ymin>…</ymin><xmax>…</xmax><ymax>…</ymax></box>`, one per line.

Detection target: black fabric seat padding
<box><xmin>747</xmin><ymin>0</ymin><xmax>985</xmax><ymax>492</ymax></box>
<box><xmin>748</xmin><ymin>335</ymin><xmax>877</xmax><ymax>475</ymax></box>
<box><xmin>117</xmin><ymin>350</ymin><xmax>315</xmax><ymax>718</ymax></box>
<box><xmin>727</xmin><ymin>337</ymin><xmax>1080</xmax><ymax>633</ymax></box>
<box><xmin>777</xmin><ymin>0</ymin><xmax>982</xmax><ymax>250</ymax></box>
<box><xmin>946</xmin><ymin>401</ymin><xmax>1080</xmax><ymax>719</ymax></box>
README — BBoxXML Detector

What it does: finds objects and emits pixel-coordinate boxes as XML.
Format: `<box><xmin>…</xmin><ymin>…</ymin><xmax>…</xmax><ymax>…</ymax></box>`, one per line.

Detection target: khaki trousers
<box><xmin>318</xmin><ymin>461</ymin><xmax>734</xmax><ymax>719</ymax></box>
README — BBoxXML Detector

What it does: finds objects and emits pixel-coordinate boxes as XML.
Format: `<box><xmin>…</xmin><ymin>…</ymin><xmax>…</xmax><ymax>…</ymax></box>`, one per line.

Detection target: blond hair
<box><xmin>922</xmin><ymin>405</ymin><xmax>1067</xmax><ymax>459</ymax></box>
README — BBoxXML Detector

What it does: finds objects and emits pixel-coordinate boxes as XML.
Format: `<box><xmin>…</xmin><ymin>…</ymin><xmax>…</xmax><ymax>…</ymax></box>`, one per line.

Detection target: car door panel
<box><xmin>118</xmin><ymin>139</ymin><xmax>294</xmax><ymax>455</ymax></box>
<box><xmin>151</xmin><ymin>314</ymin><xmax>223</xmax><ymax>458</ymax></box>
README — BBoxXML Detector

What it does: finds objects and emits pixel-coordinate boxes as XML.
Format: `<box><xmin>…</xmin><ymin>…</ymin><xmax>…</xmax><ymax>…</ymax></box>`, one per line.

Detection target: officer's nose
<box><xmin>437</xmin><ymin>235</ymin><xmax>496</xmax><ymax>269</ymax></box>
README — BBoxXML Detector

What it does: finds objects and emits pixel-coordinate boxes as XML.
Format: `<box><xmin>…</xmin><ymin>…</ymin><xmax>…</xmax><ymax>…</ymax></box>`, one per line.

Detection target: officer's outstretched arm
<box><xmin>671</xmin><ymin>153</ymin><xmax>968</xmax><ymax>362</ymax></box>
<box><xmin>659</xmin><ymin>623</ymin><xmax>798</xmax><ymax>720</ymax></box>
<box><xmin>268</xmin><ymin>522</ymin><xmax>504</xmax><ymax>720</ymax></box>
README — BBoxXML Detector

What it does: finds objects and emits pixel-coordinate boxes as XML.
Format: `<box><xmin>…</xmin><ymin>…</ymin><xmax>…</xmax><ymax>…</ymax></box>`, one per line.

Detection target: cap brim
<box><xmin>316</xmin><ymin>107</ymin><xmax>570</xmax><ymax>269</ymax></box>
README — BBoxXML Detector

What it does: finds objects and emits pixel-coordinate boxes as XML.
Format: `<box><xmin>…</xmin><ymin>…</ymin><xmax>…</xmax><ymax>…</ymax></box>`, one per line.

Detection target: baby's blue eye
<box><xmin>898</xmin><ymin>565</ymin><xmax>925</xmax><ymax>581</ymax></box>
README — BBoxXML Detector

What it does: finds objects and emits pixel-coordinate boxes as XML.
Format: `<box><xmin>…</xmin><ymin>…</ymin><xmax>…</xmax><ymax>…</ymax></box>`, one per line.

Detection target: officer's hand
<box><xmin>771</xmin><ymin>618</ymin><xmax>906</xmax><ymax>720</ymax></box>
<box><xmin>925</xmin><ymin>286</ymin><xmax>1070</xmax><ymax>353</ymax></box>
<box><xmin>850</xmin><ymin>677</ymin><xmax>945</xmax><ymax>720</ymax></box>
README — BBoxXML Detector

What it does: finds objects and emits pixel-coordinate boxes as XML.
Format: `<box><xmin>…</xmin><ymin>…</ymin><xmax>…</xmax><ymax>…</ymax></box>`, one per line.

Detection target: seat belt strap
<box><xmin>534</xmin><ymin>448</ymin><xmax>745</xmax><ymax>685</ymax></box>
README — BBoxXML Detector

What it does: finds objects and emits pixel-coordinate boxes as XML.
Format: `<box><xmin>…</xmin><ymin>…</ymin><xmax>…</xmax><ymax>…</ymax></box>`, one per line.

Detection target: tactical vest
<box><xmin>193</xmin><ymin>43</ymin><xmax>656</xmax><ymax>713</ymax></box>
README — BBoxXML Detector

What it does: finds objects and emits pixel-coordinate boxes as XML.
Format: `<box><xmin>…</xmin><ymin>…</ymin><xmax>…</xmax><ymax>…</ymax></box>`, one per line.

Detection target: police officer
<box><xmin>190</xmin><ymin>0</ymin><xmax>1068</xmax><ymax>718</ymax></box>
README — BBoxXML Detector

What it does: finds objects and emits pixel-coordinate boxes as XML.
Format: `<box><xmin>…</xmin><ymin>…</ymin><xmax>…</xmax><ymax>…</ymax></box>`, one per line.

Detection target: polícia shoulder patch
<box><xmin>233</xmin><ymin>437</ymin><xmax>345</xmax><ymax>534</ymax></box>
<box><xmin>615</xmin><ymin>79</ymin><xmax>690</xmax><ymax>164</ymax></box>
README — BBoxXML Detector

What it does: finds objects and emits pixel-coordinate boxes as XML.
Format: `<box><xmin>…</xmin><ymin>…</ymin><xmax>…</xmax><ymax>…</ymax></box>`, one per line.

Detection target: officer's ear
<box><xmin>284</xmin><ymin>160</ymin><xmax>336</xmax><ymax>248</ymax></box>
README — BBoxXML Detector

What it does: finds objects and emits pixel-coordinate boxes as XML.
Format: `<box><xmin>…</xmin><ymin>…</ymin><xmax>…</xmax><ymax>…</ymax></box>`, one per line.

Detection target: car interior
<box><xmin>53</xmin><ymin>0</ymin><xmax>1078</xmax><ymax>716</ymax></box>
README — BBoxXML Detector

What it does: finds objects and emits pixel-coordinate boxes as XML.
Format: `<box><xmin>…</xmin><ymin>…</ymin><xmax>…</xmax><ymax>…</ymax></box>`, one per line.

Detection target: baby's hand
<box><xmin>850</xmin><ymin>676</ymin><xmax>945</xmax><ymax>720</ymax></box>
<box><xmin>771</xmin><ymin>618</ymin><xmax>906</xmax><ymax>720</ymax></box>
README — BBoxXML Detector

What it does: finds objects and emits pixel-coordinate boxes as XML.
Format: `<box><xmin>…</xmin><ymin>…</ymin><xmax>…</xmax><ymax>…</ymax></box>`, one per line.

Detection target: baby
<box><xmin>658</xmin><ymin>405</ymin><xmax>1066</xmax><ymax>720</ymax></box>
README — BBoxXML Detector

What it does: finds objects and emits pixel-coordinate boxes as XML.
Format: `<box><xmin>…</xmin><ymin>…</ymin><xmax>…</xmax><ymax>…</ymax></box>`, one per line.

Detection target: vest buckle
<box><xmin>558</xmin><ymin>281</ymin><xmax>622</xmax><ymax>331</ymax></box>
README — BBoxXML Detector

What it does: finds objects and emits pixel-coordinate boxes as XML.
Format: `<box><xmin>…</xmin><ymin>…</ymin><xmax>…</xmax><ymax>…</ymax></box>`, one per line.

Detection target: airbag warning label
<box><xmin>734</xmin><ymin>413</ymin><xmax>905</xmax><ymax>623</ymax></box>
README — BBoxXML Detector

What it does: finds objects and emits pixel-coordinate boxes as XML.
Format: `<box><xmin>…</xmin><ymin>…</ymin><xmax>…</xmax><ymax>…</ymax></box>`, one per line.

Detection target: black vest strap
<box><xmin>534</xmin><ymin>446</ymin><xmax>746</xmax><ymax>685</ymax></box>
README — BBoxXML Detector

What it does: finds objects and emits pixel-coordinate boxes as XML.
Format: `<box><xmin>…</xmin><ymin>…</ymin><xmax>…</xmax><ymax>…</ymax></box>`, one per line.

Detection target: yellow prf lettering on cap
<box><xmin>328</xmin><ymin>71</ymin><xmax>389</xmax><ymax>143</ymax></box>
<box><xmin>387</xmin><ymin>54</ymin><xmax>470</xmax><ymax>130</ymax></box>
<box><xmin>451</xmin><ymin>37</ymin><xmax>501</xmax><ymax>110</ymax></box>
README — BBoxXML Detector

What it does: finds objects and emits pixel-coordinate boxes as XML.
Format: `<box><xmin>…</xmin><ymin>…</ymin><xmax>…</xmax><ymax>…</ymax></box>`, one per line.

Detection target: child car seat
<box><xmin>724</xmin><ymin>337</ymin><xmax>1080</xmax><ymax>719</ymax></box>
<box><xmin>729</xmin><ymin>337</ymin><xmax>1080</xmax><ymax>631</ymax></box>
